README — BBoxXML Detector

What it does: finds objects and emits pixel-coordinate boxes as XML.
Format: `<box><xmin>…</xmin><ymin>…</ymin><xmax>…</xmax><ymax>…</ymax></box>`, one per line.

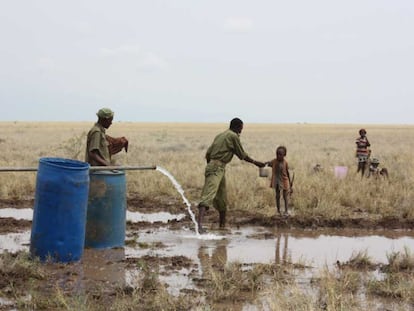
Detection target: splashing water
<box><xmin>156</xmin><ymin>166</ymin><xmax>200</xmax><ymax>235</ymax></box>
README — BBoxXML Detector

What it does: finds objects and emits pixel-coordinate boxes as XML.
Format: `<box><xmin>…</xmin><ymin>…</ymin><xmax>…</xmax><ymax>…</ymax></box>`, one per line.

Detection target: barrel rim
<box><xmin>39</xmin><ymin>157</ymin><xmax>90</xmax><ymax>170</ymax></box>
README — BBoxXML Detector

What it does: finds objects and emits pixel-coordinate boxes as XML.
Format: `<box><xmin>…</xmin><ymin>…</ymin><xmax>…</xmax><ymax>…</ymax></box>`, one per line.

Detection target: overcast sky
<box><xmin>1</xmin><ymin>1</ymin><xmax>413</xmax><ymax>123</ymax></box>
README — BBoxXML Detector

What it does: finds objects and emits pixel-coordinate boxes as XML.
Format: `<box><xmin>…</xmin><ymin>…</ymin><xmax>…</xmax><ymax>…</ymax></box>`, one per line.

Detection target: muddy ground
<box><xmin>1</xmin><ymin>196</ymin><xmax>414</xmax><ymax>310</ymax></box>
<box><xmin>1</xmin><ymin>195</ymin><xmax>414</xmax><ymax>235</ymax></box>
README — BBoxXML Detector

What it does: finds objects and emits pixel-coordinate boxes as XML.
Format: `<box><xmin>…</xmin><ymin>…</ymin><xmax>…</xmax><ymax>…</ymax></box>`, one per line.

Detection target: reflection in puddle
<box><xmin>198</xmin><ymin>239</ymin><xmax>228</xmax><ymax>277</ymax></box>
<box><xmin>35</xmin><ymin>248</ymin><xmax>128</xmax><ymax>295</ymax></box>
<box><xmin>81</xmin><ymin>248</ymin><xmax>126</xmax><ymax>286</ymax></box>
<box><xmin>182</xmin><ymin>232</ymin><xmax>226</xmax><ymax>241</ymax></box>
<box><xmin>125</xmin><ymin>227</ymin><xmax>414</xmax><ymax>269</ymax></box>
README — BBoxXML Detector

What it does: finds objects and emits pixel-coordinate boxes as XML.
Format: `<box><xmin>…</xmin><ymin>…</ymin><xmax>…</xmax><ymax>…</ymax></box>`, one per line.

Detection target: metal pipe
<box><xmin>90</xmin><ymin>165</ymin><xmax>157</xmax><ymax>171</ymax></box>
<box><xmin>0</xmin><ymin>165</ymin><xmax>157</xmax><ymax>172</ymax></box>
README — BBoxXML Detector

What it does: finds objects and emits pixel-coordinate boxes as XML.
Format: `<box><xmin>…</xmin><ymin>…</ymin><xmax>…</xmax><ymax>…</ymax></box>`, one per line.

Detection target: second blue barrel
<box><xmin>85</xmin><ymin>170</ymin><xmax>127</xmax><ymax>249</ymax></box>
<box><xmin>30</xmin><ymin>157</ymin><xmax>90</xmax><ymax>262</ymax></box>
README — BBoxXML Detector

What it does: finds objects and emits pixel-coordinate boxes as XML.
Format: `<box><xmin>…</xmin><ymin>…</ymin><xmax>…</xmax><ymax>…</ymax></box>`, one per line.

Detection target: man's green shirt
<box><xmin>85</xmin><ymin>123</ymin><xmax>110</xmax><ymax>165</ymax></box>
<box><xmin>205</xmin><ymin>129</ymin><xmax>248</xmax><ymax>164</ymax></box>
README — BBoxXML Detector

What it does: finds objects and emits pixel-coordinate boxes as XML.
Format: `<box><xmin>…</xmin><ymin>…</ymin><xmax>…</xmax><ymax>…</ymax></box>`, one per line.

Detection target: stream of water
<box><xmin>155</xmin><ymin>166</ymin><xmax>225</xmax><ymax>240</ymax></box>
<box><xmin>155</xmin><ymin>166</ymin><xmax>200</xmax><ymax>235</ymax></box>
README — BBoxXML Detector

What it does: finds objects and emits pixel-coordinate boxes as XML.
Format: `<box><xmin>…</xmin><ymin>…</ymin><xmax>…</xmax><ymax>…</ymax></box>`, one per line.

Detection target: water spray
<box><xmin>155</xmin><ymin>166</ymin><xmax>200</xmax><ymax>236</ymax></box>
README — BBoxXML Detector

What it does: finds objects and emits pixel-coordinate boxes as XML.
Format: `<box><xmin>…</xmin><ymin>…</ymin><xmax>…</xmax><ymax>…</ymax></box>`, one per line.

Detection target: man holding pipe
<box><xmin>85</xmin><ymin>108</ymin><xmax>128</xmax><ymax>166</ymax></box>
<box><xmin>197</xmin><ymin>118</ymin><xmax>265</xmax><ymax>233</ymax></box>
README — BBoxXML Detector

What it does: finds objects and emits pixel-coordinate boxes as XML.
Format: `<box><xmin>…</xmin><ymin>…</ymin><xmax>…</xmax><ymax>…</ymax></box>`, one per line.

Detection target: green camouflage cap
<box><xmin>96</xmin><ymin>108</ymin><xmax>114</xmax><ymax>119</ymax></box>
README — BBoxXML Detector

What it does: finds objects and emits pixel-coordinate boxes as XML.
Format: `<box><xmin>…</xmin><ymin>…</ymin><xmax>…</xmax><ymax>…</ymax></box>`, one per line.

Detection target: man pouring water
<box><xmin>197</xmin><ymin>118</ymin><xmax>265</xmax><ymax>233</ymax></box>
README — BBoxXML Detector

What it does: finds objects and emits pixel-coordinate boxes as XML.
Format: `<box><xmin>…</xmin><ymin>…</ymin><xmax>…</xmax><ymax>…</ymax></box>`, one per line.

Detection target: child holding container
<box><xmin>265</xmin><ymin>146</ymin><xmax>292</xmax><ymax>216</ymax></box>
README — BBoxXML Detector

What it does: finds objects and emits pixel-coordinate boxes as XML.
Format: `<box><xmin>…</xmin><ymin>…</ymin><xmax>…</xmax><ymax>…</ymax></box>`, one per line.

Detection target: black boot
<box><xmin>219</xmin><ymin>211</ymin><xmax>226</xmax><ymax>228</ymax></box>
<box><xmin>197</xmin><ymin>204</ymin><xmax>206</xmax><ymax>234</ymax></box>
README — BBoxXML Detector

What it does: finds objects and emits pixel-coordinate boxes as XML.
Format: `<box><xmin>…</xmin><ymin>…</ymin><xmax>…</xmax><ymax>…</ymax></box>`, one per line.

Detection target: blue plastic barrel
<box><xmin>30</xmin><ymin>157</ymin><xmax>90</xmax><ymax>262</ymax></box>
<box><xmin>85</xmin><ymin>170</ymin><xmax>127</xmax><ymax>249</ymax></box>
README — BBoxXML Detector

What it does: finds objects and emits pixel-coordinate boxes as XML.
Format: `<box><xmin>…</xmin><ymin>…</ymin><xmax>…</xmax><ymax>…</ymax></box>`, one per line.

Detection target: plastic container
<box><xmin>85</xmin><ymin>170</ymin><xmax>127</xmax><ymax>249</ymax></box>
<box><xmin>30</xmin><ymin>157</ymin><xmax>90</xmax><ymax>262</ymax></box>
<box><xmin>259</xmin><ymin>167</ymin><xmax>269</xmax><ymax>177</ymax></box>
<box><xmin>334</xmin><ymin>166</ymin><xmax>348</xmax><ymax>179</ymax></box>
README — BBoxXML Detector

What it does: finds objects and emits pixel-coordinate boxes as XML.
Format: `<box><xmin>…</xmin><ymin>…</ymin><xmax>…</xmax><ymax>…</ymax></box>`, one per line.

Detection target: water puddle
<box><xmin>0</xmin><ymin>297</ymin><xmax>15</xmax><ymax>308</ymax></box>
<box><xmin>1</xmin><ymin>226</ymin><xmax>414</xmax><ymax>310</ymax></box>
<box><xmin>2</xmin><ymin>227</ymin><xmax>414</xmax><ymax>267</ymax></box>
<box><xmin>121</xmin><ymin>226</ymin><xmax>414</xmax><ymax>301</ymax></box>
<box><xmin>125</xmin><ymin>227</ymin><xmax>414</xmax><ymax>268</ymax></box>
<box><xmin>0</xmin><ymin>208</ymin><xmax>33</xmax><ymax>220</ymax></box>
<box><xmin>0</xmin><ymin>231</ymin><xmax>30</xmax><ymax>253</ymax></box>
<box><xmin>0</xmin><ymin>207</ymin><xmax>185</xmax><ymax>223</ymax></box>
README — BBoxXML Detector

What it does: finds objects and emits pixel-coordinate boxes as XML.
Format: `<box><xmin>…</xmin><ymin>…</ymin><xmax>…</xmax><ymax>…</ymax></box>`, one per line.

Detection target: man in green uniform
<box><xmin>85</xmin><ymin>108</ymin><xmax>128</xmax><ymax>166</ymax></box>
<box><xmin>197</xmin><ymin>118</ymin><xmax>265</xmax><ymax>233</ymax></box>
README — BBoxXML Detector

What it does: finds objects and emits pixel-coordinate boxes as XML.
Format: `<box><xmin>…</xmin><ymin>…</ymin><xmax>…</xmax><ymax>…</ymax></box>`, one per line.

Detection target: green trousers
<box><xmin>199</xmin><ymin>162</ymin><xmax>227</xmax><ymax>212</ymax></box>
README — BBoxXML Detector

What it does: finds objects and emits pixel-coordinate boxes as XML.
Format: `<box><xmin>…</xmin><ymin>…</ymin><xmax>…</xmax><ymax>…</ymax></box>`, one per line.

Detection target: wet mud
<box><xmin>0</xmin><ymin>198</ymin><xmax>33</xmax><ymax>210</ymax></box>
<box><xmin>1</xmin><ymin>196</ymin><xmax>414</xmax><ymax>235</ymax></box>
<box><xmin>1</xmin><ymin>196</ymin><xmax>414</xmax><ymax>310</ymax></box>
<box><xmin>0</xmin><ymin>218</ymin><xmax>31</xmax><ymax>233</ymax></box>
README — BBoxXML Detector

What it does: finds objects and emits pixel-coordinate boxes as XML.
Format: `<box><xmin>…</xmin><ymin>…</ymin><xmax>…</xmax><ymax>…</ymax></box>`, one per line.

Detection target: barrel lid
<box><xmin>39</xmin><ymin>157</ymin><xmax>89</xmax><ymax>170</ymax></box>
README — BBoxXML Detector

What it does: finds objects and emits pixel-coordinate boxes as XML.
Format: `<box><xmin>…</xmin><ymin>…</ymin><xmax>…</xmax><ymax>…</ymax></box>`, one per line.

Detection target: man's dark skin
<box><xmin>88</xmin><ymin>116</ymin><xmax>113</xmax><ymax>166</ymax></box>
<box><xmin>197</xmin><ymin>120</ymin><xmax>265</xmax><ymax>232</ymax></box>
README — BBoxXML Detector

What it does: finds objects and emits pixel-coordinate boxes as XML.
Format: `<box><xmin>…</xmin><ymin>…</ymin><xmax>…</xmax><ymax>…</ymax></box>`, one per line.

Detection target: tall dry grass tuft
<box><xmin>313</xmin><ymin>267</ymin><xmax>362</xmax><ymax>310</ymax></box>
<box><xmin>343</xmin><ymin>249</ymin><xmax>377</xmax><ymax>270</ymax></box>
<box><xmin>112</xmin><ymin>263</ymin><xmax>195</xmax><ymax>311</ymax></box>
<box><xmin>21</xmin><ymin>285</ymin><xmax>92</xmax><ymax>311</ymax></box>
<box><xmin>200</xmin><ymin>261</ymin><xmax>298</xmax><ymax>305</ymax></box>
<box><xmin>367</xmin><ymin>248</ymin><xmax>414</xmax><ymax>305</ymax></box>
<box><xmin>1</xmin><ymin>122</ymin><xmax>414</xmax><ymax>224</ymax></box>
<box><xmin>0</xmin><ymin>251</ymin><xmax>45</xmax><ymax>290</ymax></box>
<box><xmin>260</xmin><ymin>281</ymin><xmax>317</xmax><ymax>311</ymax></box>
<box><xmin>382</xmin><ymin>247</ymin><xmax>414</xmax><ymax>273</ymax></box>
<box><xmin>368</xmin><ymin>273</ymin><xmax>414</xmax><ymax>303</ymax></box>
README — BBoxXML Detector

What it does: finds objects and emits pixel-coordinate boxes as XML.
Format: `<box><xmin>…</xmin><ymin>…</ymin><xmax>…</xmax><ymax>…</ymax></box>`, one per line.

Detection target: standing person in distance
<box><xmin>85</xmin><ymin>108</ymin><xmax>128</xmax><ymax>166</ymax></box>
<box><xmin>197</xmin><ymin>118</ymin><xmax>265</xmax><ymax>233</ymax></box>
<box><xmin>355</xmin><ymin>128</ymin><xmax>370</xmax><ymax>178</ymax></box>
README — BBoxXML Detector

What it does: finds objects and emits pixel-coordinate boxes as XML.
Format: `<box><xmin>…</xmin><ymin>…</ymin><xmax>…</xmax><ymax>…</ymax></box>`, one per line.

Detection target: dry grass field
<box><xmin>1</xmin><ymin>121</ymin><xmax>414</xmax><ymax>226</ymax></box>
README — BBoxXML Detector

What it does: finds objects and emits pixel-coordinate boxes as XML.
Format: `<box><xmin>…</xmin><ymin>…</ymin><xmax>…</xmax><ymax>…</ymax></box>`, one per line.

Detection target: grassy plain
<box><xmin>1</xmin><ymin>121</ymin><xmax>414</xmax><ymax>227</ymax></box>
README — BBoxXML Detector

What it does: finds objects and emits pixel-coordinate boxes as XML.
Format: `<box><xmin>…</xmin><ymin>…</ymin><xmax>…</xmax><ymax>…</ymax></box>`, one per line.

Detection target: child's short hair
<box><xmin>359</xmin><ymin>128</ymin><xmax>367</xmax><ymax>135</ymax></box>
<box><xmin>276</xmin><ymin>146</ymin><xmax>287</xmax><ymax>156</ymax></box>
